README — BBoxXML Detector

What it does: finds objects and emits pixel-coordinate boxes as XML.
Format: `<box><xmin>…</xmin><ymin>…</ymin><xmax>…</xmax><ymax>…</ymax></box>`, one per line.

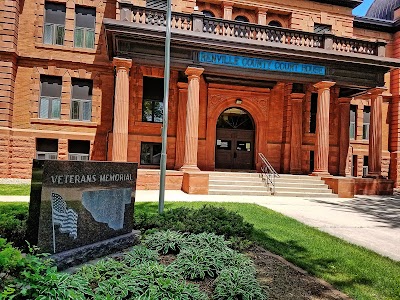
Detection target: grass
<box><xmin>135</xmin><ymin>202</ymin><xmax>400</xmax><ymax>300</ymax></box>
<box><xmin>1</xmin><ymin>201</ymin><xmax>399</xmax><ymax>299</ymax></box>
<box><xmin>0</xmin><ymin>184</ymin><xmax>30</xmax><ymax>196</ymax></box>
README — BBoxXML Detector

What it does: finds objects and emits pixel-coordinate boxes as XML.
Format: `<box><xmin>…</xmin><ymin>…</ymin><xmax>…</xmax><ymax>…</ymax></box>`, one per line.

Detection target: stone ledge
<box><xmin>50</xmin><ymin>231</ymin><xmax>141</xmax><ymax>271</ymax></box>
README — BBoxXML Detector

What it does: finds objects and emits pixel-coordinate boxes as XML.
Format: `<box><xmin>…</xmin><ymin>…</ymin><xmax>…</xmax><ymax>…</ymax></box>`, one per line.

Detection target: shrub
<box><xmin>0</xmin><ymin>203</ymin><xmax>29</xmax><ymax>249</ymax></box>
<box><xmin>143</xmin><ymin>230</ymin><xmax>187</xmax><ymax>254</ymax></box>
<box><xmin>213</xmin><ymin>267</ymin><xmax>267</xmax><ymax>300</ymax></box>
<box><xmin>135</xmin><ymin>205</ymin><xmax>254</xmax><ymax>250</ymax></box>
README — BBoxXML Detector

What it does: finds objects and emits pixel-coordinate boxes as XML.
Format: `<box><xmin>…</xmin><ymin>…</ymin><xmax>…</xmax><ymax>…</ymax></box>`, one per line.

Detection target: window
<box><xmin>74</xmin><ymin>6</ymin><xmax>95</xmax><ymax>49</ymax></box>
<box><xmin>202</xmin><ymin>10</ymin><xmax>215</xmax><ymax>17</ymax></box>
<box><xmin>235</xmin><ymin>15</ymin><xmax>249</xmax><ymax>22</ymax></box>
<box><xmin>363</xmin><ymin>106</ymin><xmax>370</xmax><ymax>140</ymax></box>
<box><xmin>71</xmin><ymin>79</ymin><xmax>92</xmax><ymax>121</ymax></box>
<box><xmin>352</xmin><ymin>155</ymin><xmax>357</xmax><ymax>177</ymax></box>
<box><xmin>43</xmin><ymin>2</ymin><xmax>66</xmax><ymax>45</ymax></box>
<box><xmin>146</xmin><ymin>0</ymin><xmax>167</xmax><ymax>10</ymax></box>
<box><xmin>141</xmin><ymin>143</ymin><xmax>162</xmax><ymax>165</ymax></box>
<box><xmin>309</xmin><ymin>93</ymin><xmax>318</xmax><ymax>133</ymax></box>
<box><xmin>363</xmin><ymin>156</ymin><xmax>368</xmax><ymax>177</ymax></box>
<box><xmin>39</xmin><ymin>76</ymin><xmax>62</xmax><ymax>119</ymax></box>
<box><xmin>142</xmin><ymin>77</ymin><xmax>164</xmax><ymax>123</ymax></box>
<box><xmin>68</xmin><ymin>140</ymin><xmax>90</xmax><ymax>160</ymax></box>
<box><xmin>350</xmin><ymin>105</ymin><xmax>357</xmax><ymax>139</ymax></box>
<box><xmin>314</xmin><ymin>23</ymin><xmax>332</xmax><ymax>34</ymax></box>
<box><xmin>268</xmin><ymin>20</ymin><xmax>282</xmax><ymax>27</ymax></box>
<box><xmin>309</xmin><ymin>151</ymin><xmax>315</xmax><ymax>173</ymax></box>
<box><xmin>36</xmin><ymin>138</ymin><xmax>58</xmax><ymax>160</ymax></box>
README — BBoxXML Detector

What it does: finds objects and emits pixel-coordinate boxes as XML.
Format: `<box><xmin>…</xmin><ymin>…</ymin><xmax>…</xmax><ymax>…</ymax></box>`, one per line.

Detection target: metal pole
<box><xmin>159</xmin><ymin>0</ymin><xmax>172</xmax><ymax>214</ymax></box>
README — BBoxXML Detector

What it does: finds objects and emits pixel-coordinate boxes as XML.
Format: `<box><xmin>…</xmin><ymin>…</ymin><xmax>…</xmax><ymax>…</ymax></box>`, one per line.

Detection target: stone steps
<box><xmin>208</xmin><ymin>172</ymin><xmax>337</xmax><ymax>197</ymax></box>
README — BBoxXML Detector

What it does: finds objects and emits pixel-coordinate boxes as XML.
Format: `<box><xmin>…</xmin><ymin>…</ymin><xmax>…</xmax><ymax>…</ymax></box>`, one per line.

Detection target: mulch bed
<box><xmin>159</xmin><ymin>245</ymin><xmax>352</xmax><ymax>300</ymax></box>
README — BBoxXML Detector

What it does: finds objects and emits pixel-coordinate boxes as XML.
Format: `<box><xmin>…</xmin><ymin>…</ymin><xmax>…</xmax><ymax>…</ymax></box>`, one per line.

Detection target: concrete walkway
<box><xmin>2</xmin><ymin>191</ymin><xmax>399</xmax><ymax>261</ymax></box>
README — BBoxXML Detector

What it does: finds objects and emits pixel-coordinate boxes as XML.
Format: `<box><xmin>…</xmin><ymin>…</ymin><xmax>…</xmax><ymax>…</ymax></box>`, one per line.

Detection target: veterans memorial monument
<box><xmin>26</xmin><ymin>160</ymin><xmax>139</xmax><ymax>269</ymax></box>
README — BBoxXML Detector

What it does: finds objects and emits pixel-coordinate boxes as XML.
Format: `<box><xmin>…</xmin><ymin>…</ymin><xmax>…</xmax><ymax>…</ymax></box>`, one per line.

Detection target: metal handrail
<box><xmin>258</xmin><ymin>153</ymin><xmax>280</xmax><ymax>195</ymax></box>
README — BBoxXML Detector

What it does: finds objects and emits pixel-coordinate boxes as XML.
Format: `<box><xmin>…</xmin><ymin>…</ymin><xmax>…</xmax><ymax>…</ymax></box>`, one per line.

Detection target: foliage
<box><xmin>142</xmin><ymin>230</ymin><xmax>187</xmax><ymax>254</ymax></box>
<box><xmin>0</xmin><ymin>203</ymin><xmax>29</xmax><ymax>249</ymax></box>
<box><xmin>135</xmin><ymin>205</ymin><xmax>254</xmax><ymax>250</ymax></box>
<box><xmin>213</xmin><ymin>267</ymin><xmax>267</xmax><ymax>300</ymax></box>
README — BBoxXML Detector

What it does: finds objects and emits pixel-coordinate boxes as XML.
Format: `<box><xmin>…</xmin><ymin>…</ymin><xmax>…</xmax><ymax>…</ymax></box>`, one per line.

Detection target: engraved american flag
<box><xmin>51</xmin><ymin>192</ymin><xmax>78</xmax><ymax>239</ymax></box>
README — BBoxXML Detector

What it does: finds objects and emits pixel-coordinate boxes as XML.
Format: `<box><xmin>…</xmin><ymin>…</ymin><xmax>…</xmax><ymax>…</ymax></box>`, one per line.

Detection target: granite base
<box><xmin>51</xmin><ymin>230</ymin><xmax>141</xmax><ymax>271</ymax></box>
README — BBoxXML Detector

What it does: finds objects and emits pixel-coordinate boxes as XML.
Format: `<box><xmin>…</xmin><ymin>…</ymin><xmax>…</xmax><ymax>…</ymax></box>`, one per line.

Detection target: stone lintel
<box><xmin>367</xmin><ymin>86</ymin><xmax>387</xmax><ymax>96</ymax></box>
<box><xmin>290</xmin><ymin>93</ymin><xmax>305</xmax><ymax>100</ymax></box>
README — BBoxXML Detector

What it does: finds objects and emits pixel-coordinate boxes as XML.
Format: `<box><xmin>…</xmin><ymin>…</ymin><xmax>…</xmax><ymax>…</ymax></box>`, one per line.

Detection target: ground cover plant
<box><xmin>1</xmin><ymin>232</ymin><xmax>266</xmax><ymax>300</ymax></box>
<box><xmin>0</xmin><ymin>185</ymin><xmax>30</xmax><ymax>196</ymax></box>
<box><xmin>1</xmin><ymin>202</ymin><xmax>400</xmax><ymax>299</ymax></box>
<box><xmin>0</xmin><ymin>202</ymin><xmax>29</xmax><ymax>249</ymax></box>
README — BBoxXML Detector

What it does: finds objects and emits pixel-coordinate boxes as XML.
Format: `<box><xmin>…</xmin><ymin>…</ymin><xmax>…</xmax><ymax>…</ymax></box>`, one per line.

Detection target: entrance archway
<box><xmin>215</xmin><ymin>107</ymin><xmax>255</xmax><ymax>170</ymax></box>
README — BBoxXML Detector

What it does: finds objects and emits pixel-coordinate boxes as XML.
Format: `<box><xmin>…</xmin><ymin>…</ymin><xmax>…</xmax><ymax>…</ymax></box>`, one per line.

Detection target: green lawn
<box><xmin>136</xmin><ymin>202</ymin><xmax>400</xmax><ymax>300</ymax></box>
<box><xmin>0</xmin><ymin>184</ymin><xmax>30</xmax><ymax>196</ymax></box>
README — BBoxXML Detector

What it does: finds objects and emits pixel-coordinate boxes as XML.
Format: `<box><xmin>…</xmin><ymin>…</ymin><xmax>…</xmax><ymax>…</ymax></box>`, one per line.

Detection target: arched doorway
<box><xmin>215</xmin><ymin>107</ymin><xmax>255</xmax><ymax>170</ymax></box>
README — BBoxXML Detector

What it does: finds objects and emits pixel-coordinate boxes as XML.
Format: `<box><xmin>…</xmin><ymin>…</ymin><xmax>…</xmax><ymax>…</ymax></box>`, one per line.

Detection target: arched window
<box><xmin>234</xmin><ymin>15</ymin><xmax>249</xmax><ymax>22</ymax></box>
<box><xmin>268</xmin><ymin>20</ymin><xmax>282</xmax><ymax>27</ymax></box>
<box><xmin>202</xmin><ymin>10</ymin><xmax>215</xmax><ymax>17</ymax></box>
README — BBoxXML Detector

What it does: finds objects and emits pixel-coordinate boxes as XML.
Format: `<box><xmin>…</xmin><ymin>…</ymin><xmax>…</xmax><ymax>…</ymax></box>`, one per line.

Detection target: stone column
<box><xmin>112</xmin><ymin>58</ymin><xmax>132</xmax><ymax>162</ymax></box>
<box><xmin>257</xmin><ymin>9</ymin><xmax>267</xmax><ymax>25</ymax></box>
<box><xmin>312</xmin><ymin>81</ymin><xmax>336</xmax><ymax>176</ymax></box>
<box><xmin>180</xmin><ymin>66</ymin><xmax>204</xmax><ymax>172</ymax></box>
<box><xmin>290</xmin><ymin>93</ymin><xmax>305</xmax><ymax>174</ymax></box>
<box><xmin>368</xmin><ymin>88</ymin><xmax>386</xmax><ymax>177</ymax></box>
<box><xmin>222</xmin><ymin>1</ymin><xmax>233</xmax><ymax>20</ymax></box>
<box><xmin>338</xmin><ymin>97</ymin><xmax>351</xmax><ymax>176</ymax></box>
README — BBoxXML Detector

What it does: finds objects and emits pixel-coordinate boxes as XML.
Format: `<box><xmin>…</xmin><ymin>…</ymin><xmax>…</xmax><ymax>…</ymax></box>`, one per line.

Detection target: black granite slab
<box><xmin>26</xmin><ymin>160</ymin><xmax>138</xmax><ymax>254</ymax></box>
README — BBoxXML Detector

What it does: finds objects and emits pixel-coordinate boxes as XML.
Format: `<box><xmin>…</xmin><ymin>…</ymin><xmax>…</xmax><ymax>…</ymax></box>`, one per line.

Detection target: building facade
<box><xmin>1</xmin><ymin>0</ymin><xmax>400</xmax><ymax>192</ymax></box>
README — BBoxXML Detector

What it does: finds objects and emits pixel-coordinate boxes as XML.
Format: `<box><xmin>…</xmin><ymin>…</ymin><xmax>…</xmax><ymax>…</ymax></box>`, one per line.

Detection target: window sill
<box><xmin>31</xmin><ymin>118</ymin><xmax>98</xmax><ymax>127</ymax></box>
<box><xmin>350</xmin><ymin>139</ymin><xmax>369</xmax><ymax>145</ymax></box>
<box><xmin>35</xmin><ymin>43</ymin><xmax>97</xmax><ymax>54</ymax></box>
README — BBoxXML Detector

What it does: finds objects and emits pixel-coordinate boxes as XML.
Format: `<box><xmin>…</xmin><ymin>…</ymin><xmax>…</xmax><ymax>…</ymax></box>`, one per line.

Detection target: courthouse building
<box><xmin>2</xmin><ymin>0</ymin><xmax>400</xmax><ymax>194</ymax></box>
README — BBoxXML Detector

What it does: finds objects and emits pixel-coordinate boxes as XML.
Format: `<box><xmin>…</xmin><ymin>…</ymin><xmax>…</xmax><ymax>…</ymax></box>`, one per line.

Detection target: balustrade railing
<box><xmin>259</xmin><ymin>153</ymin><xmax>280</xmax><ymax>195</ymax></box>
<box><xmin>118</xmin><ymin>4</ymin><xmax>386</xmax><ymax>57</ymax></box>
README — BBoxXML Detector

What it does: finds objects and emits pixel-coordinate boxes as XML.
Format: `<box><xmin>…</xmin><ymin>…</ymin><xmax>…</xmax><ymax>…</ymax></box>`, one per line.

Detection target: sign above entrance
<box><xmin>198</xmin><ymin>52</ymin><xmax>326</xmax><ymax>76</ymax></box>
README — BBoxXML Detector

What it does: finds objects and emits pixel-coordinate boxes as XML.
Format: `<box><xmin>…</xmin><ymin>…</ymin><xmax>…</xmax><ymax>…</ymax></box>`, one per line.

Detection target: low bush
<box><xmin>142</xmin><ymin>230</ymin><xmax>187</xmax><ymax>254</ymax></box>
<box><xmin>136</xmin><ymin>205</ymin><xmax>254</xmax><ymax>250</ymax></box>
<box><xmin>213</xmin><ymin>266</ymin><xmax>267</xmax><ymax>300</ymax></box>
<box><xmin>0</xmin><ymin>203</ymin><xmax>29</xmax><ymax>249</ymax></box>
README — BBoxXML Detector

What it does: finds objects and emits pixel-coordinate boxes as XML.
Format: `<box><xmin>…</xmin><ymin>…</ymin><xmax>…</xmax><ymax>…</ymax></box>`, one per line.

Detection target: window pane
<box><xmin>55</xmin><ymin>25</ymin><xmax>65</xmax><ymax>45</ymax></box>
<box><xmin>51</xmin><ymin>99</ymin><xmax>61</xmax><ymax>119</ymax></box>
<box><xmin>82</xmin><ymin>101</ymin><xmax>91</xmax><ymax>121</ymax></box>
<box><xmin>75</xmin><ymin>6</ymin><xmax>96</xmax><ymax>28</ymax></box>
<box><xmin>349</xmin><ymin>123</ymin><xmax>355</xmax><ymax>139</ymax></box>
<box><xmin>363</xmin><ymin>124</ymin><xmax>369</xmax><ymax>140</ymax></box>
<box><xmin>71</xmin><ymin>100</ymin><xmax>80</xmax><ymax>120</ymax></box>
<box><xmin>153</xmin><ymin>101</ymin><xmax>164</xmax><ymax>123</ymax></box>
<box><xmin>142</xmin><ymin>100</ymin><xmax>153</xmax><ymax>122</ymax></box>
<box><xmin>72</xmin><ymin>79</ymin><xmax>92</xmax><ymax>99</ymax></box>
<box><xmin>45</xmin><ymin>2</ymin><xmax>66</xmax><ymax>25</ymax></box>
<box><xmin>43</xmin><ymin>23</ymin><xmax>54</xmax><ymax>44</ymax></box>
<box><xmin>41</xmin><ymin>76</ymin><xmax>62</xmax><ymax>97</ymax></box>
<box><xmin>140</xmin><ymin>143</ymin><xmax>151</xmax><ymax>164</ymax></box>
<box><xmin>152</xmin><ymin>144</ymin><xmax>162</xmax><ymax>165</ymax></box>
<box><xmin>39</xmin><ymin>97</ymin><xmax>49</xmax><ymax>118</ymax></box>
<box><xmin>74</xmin><ymin>28</ymin><xmax>84</xmax><ymax>48</ymax></box>
<box><xmin>85</xmin><ymin>29</ymin><xmax>95</xmax><ymax>49</ymax></box>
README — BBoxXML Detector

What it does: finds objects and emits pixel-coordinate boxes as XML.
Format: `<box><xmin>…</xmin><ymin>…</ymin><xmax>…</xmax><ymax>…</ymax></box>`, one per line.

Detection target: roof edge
<box><xmin>310</xmin><ymin>0</ymin><xmax>362</xmax><ymax>9</ymax></box>
<box><xmin>354</xmin><ymin>16</ymin><xmax>396</xmax><ymax>32</ymax></box>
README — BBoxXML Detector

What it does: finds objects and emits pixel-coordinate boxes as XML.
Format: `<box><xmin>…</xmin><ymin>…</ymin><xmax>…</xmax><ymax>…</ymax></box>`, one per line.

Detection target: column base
<box><xmin>182</xmin><ymin>172</ymin><xmax>209</xmax><ymax>194</ymax></box>
<box><xmin>180</xmin><ymin>165</ymin><xmax>200</xmax><ymax>172</ymax></box>
<box><xmin>311</xmin><ymin>171</ymin><xmax>331</xmax><ymax>177</ymax></box>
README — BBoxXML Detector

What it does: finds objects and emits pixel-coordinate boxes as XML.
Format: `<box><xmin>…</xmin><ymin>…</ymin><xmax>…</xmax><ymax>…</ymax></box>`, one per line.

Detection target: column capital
<box><xmin>290</xmin><ymin>93</ymin><xmax>305</xmax><ymax>100</ymax></box>
<box><xmin>314</xmin><ymin>81</ymin><xmax>336</xmax><ymax>90</ymax></box>
<box><xmin>338</xmin><ymin>97</ymin><xmax>352</xmax><ymax>104</ymax></box>
<box><xmin>113</xmin><ymin>57</ymin><xmax>132</xmax><ymax>70</ymax></box>
<box><xmin>256</xmin><ymin>8</ymin><xmax>268</xmax><ymax>14</ymax></box>
<box><xmin>367</xmin><ymin>87</ymin><xmax>387</xmax><ymax>97</ymax></box>
<box><xmin>185</xmin><ymin>66</ymin><xmax>204</xmax><ymax>78</ymax></box>
<box><xmin>221</xmin><ymin>1</ymin><xmax>234</xmax><ymax>8</ymax></box>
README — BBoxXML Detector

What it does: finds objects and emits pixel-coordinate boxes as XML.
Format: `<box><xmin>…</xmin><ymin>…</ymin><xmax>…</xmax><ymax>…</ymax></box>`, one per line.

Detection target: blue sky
<box><xmin>352</xmin><ymin>0</ymin><xmax>374</xmax><ymax>16</ymax></box>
